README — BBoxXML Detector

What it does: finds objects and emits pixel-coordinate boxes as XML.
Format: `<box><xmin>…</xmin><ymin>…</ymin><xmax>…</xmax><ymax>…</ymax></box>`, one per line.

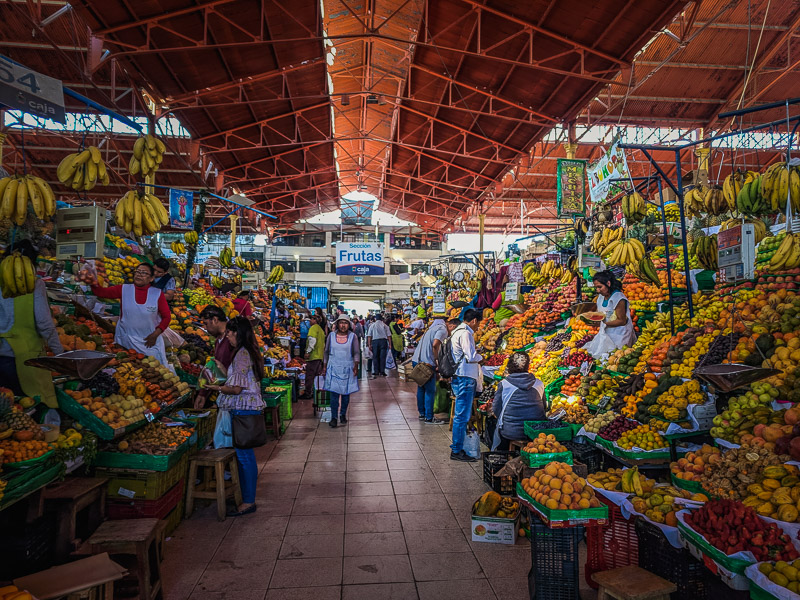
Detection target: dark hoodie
<box><xmin>492</xmin><ymin>373</ymin><xmax>546</xmax><ymax>441</ymax></box>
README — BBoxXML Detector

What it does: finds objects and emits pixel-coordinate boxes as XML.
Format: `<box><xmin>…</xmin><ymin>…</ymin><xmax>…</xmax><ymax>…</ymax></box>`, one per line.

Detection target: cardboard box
<box><xmin>14</xmin><ymin>553</ymin><xmax>126</xmax><ymax>600</ymax></box>
<box><xmin>471</xmin><ymin>511</ymin><xmax>520</xmax><ymax>545</ymax></box>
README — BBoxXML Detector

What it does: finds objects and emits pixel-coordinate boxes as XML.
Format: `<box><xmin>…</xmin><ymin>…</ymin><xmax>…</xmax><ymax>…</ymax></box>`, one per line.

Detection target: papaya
<box><xmin>777</xmin><ymin>504</ymin><xmax>799</xmax><ymax>522</ymax></box>
<box><xmin>474</xmin><ymin>491</ymin><xmax>502</xmax><ymax>517</ymax></box>
<box><xmin>762</xmin><ymin>478</ymin><xmax>782</xmax><ymax>491</ymax></box>
<box><xmin>764</xmin><ymin>466</ymin><xmax>789</xmax><ymax>479</ymax></box>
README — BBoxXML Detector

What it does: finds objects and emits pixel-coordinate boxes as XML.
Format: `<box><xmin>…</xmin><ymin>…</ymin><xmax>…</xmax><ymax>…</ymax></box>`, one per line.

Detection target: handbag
<box><xmin>232</xmin><ymin>411</ymin><xmax>268</xmax><ymax>449</ymax></box>
<box><xmin>409</xmin><ymin>362</ymin><xmax>434</xmax><ymax>386</ymax></box>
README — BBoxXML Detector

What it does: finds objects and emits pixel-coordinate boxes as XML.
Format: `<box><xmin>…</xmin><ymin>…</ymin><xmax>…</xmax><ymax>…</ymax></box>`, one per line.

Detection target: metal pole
<box><xmin>657</xmin><ymin>178</ymin><xmax>676</xmax><ymax>335</ymax></box>
<box><xmin>674</xmin><ymin>149</ymin><xmax>694</xmax><ymax>319</ymax></box>
<box><xmin>479</xmin><ymin>213</ymin><xmax>485</xmax><ymax>266</ymax></box>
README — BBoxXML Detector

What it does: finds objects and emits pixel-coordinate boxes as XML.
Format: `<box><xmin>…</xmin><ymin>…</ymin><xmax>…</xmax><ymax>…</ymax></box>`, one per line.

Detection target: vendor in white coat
<box><xmin>323</xmin><ymin>314</ymin><xmax>360</xmax><ymax>428</ymax></box>
<box><xmin>91</xmin><ymin>263</ymin><xmax>171</xmax><ymax>365</ymax></box>
<box><xmin>584</xmin><ymin>270</ymin><xmax>636</xmax><ymax>359</ymax></box>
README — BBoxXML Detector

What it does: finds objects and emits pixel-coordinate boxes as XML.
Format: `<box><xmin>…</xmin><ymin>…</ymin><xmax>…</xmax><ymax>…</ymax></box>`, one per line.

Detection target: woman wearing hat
<box><xmin>322</xmin><ymin>314</ymin><xmax>360</xmax><ymax>428</ymax></box>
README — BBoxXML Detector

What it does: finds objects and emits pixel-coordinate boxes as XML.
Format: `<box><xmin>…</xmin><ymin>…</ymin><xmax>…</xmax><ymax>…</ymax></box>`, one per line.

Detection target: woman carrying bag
<box><xmin>205</xmin><ymin>317</ymin><xmax>266</xmax><ymax>516</ymax></box>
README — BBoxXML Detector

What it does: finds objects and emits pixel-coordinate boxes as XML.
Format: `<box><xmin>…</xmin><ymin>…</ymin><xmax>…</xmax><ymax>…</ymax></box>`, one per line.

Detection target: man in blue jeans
<box><xmin>449</xmin><ymin>309</ymin><xmax>483</xmax><ymax>462</ymax></box>
<box><xmin>411</xmin><ymin>317</ymin><xmax>447</xmax><ymax>424</ymax></box>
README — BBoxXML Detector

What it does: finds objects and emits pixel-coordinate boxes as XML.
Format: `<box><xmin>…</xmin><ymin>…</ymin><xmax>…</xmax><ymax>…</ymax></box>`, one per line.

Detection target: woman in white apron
<box><xmin>322</xmin><ymin>314</ymin><xmax>360</xmax><ymax>428</ymax></box>
<box><xmin>584</xmin><ymin>270</ymin><xmax>637</xmax><ymax>360</ymax></box>
<box><xmin>92</xmin><ymin>263</ymin><xmax>169</xmax><ymax>365</ymax></box>
<box><xmin>491</xmin><ymin>352</ymin><xmax>545</xmax><ymax>451</ymax></box>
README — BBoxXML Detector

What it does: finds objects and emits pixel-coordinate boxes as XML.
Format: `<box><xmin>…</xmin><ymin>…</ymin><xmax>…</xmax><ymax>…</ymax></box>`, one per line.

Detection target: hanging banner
<box><xmin>556</xmin><ymin>159</ymin><xmax>587</xmax><ymax>217</ymax></box>
<box><xmin>335</xmin><ymin>242</ymin><xmax>384</xmax><ymax>275</ymax></box>
<box><xmin>0</xmin><ymin>55</ymin><xmax>65</xmax><ymax>123</ymax></box>
<box><xmin>587</xmin><ymin>138</ymin><xmax>631</xmax><ymax>204</ymax></box>
<box><xmin>169</xmin><ymin>189</ymin><xmax>194</xmax><ymax>230</ymax></box>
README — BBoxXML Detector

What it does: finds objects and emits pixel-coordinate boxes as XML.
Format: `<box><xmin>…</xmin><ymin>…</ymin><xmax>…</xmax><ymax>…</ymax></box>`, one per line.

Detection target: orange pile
<box><xmin>670</xmin><ymin>443</ymin><xmax>721</xmax><ymax>481</ymax></box>
<box><xmin>0</xmin><ymin>439</ymin><xmax>51</xmax><ymax>463</ymax></box>
<box><xmin>523</xmin><ymin>433</ymin><xmax>568</xmax><ymax>454</ymax></box>
<box><xmin>520</xmin><ymin>462</ymin><xmax>602</xmax><ymax>510</ymax></box>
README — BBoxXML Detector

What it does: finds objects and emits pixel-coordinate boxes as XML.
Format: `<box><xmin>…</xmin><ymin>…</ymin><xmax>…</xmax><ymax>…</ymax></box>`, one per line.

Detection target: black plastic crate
<box><xmin>482</xmin><ymin>451</ymin><xmax>517</xmax><ymax>495</ymax></box>
<box><xmin>528</xmin><ymin>512</ymin><xmax>583</xmax><ymax>600</ymax></box>
<box><xmin>635</xmin><ymin>517</ymin><xmax>708</xmax><ymax>600</ymax></box>
<box><xmin>0</xmin><ymin>513</ymin><xmax>55</xmax><ymax>579</ymax></box>
<box><xmin>563</xmin><ymin>440</ymin><xmax>604</xmax><ymax>474</ymax></box>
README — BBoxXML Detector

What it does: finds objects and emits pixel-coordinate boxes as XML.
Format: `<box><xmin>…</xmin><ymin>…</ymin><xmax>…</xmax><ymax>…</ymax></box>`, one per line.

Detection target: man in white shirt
<box><xmin>411</xmin><ymin>318</ymin><xmax>447</xmax><ymax>424</ymax></box>
<box><xmin>408</xmin><ymin>316</ymin><xmax>425</xmax><ymax>339</ymax></box>
<box><xmin>366</xmin><ymin>314</ymin><xmax>391</xmax><ymax>378</ymax></box>
<box><xmin>449</xmin><ymin>308</ymin><xmax>483</xmax><ymax>462</ymax></box>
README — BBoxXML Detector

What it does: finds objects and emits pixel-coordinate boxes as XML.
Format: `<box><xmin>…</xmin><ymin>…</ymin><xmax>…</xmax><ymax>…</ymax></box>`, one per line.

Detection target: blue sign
<box><xmin>169</xmin><ymin>188</ymin><xmax>193</xmax><ymax>230</ymax></box>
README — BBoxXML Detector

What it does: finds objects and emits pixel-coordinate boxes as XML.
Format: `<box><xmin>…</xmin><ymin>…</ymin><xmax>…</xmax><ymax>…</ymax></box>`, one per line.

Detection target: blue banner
<box><xmin>169</xmin><ymin>188</ymin><xmax>193</xmax><ymax>230</ymax></box>
<box><xmin>335</xmin><ymin>242</ymin><xmax>384</xmax><ymax>275</ymax></box>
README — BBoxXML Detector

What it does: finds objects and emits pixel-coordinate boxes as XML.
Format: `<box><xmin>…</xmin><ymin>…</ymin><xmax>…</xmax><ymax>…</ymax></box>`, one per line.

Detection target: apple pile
<box><xmin>754</xmin><ymin>272</ymin><xmax>800</xmax><ymax>291</ymax></box>
<box><xmin>684</xmin><ymin>499</ymin><xmax>799</xmax><ymax>561</ymax></box>
<box><xmin>561</xmin><ymin>349</ymin><xmax>593</xmax><ymax>368</ymax></box>
<box><xmin>598</xmin><ymin>416</ymin><xmax>639</xmax><ymax>441</ymax></box>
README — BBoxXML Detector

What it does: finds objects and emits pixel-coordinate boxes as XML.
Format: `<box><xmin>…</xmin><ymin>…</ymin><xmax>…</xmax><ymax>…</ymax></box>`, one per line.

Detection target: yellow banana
<box><xmin>15</xmin><ymin>178</ymin><xmax>28</xmax><ymax>225</ymax></box>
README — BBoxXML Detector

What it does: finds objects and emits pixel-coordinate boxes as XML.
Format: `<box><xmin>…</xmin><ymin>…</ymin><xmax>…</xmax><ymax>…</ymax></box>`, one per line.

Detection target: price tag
<box><xmin>117</xmin><ymin>487</ymin><xmax>136</xmax><ymax>499</ymax></box>
<box><xmin>580</xmin><ymin>361</ymin><xmax>592</xmax><ymax>376</ymax></box>
<box><xmin>0</xmin><ymin>55</ymin><xmax>65</xmax><ymax>123</ymax></box>
<box><xmin>597</xmin><ymin>395</ymin><xmax>612</xmax><ymax>410</ymax></box>
<box><xmin>144</xmin><ymin>410</ymin><xmax>155</xmax><ymax>422</ymax></box>
<box><xmin>504</xmin><ymin>282</ymin><xmax>519</xmax><ymax>303</ymax></box>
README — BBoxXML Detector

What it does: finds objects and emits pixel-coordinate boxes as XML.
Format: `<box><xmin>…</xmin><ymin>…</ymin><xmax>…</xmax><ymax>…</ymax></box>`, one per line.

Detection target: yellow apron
<box><xmin>0</xmin><ymin>293</ymin><xmax>57</xmax><ymax>407</ymax></box>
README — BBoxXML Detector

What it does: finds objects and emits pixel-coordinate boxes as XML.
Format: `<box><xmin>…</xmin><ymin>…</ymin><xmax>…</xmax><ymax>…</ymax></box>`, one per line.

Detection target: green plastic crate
<box><xmin>524</xmin><ymin>420</ymin><xmax>573</xmax><ymax>441</ymax></box>
<box><xmin>95</xmin><ymin>453</ymin><xmax>189</xmax><ymax>500</ymax></box>
<box><xmin>94</xmin><ymin>439</ymin><xmax>190</xmax><ymax>472</ymax></box>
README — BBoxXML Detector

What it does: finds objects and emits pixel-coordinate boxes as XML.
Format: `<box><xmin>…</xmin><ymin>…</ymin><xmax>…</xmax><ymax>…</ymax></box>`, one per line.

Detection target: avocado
<box><xmin>756</xmin><ymin>334</ymin><xmax>774</xmax><ymax>353</ymax></box>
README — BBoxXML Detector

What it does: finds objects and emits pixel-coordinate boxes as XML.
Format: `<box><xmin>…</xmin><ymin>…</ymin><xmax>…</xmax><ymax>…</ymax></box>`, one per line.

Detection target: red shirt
<box><xmin>91</xmin><ymin>284</ymin><xmax>171</xmax><ymax>332</ymax></box>
<box><xmin>232</xmin><ymin>298</ymin><xmax>253</xmax><ymax>318</ymax></box>
<box><xmin>215</xmin><ymin>336</ymin><xmax>235</xmax><ymax>369</ymax></box>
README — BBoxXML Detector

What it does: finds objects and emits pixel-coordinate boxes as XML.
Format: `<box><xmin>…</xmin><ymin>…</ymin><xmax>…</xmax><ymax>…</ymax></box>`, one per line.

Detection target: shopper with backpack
<box><xmin>443</xmin><ymin>308</ymin><xmax>483</xmax><ymax>462</ymax></box>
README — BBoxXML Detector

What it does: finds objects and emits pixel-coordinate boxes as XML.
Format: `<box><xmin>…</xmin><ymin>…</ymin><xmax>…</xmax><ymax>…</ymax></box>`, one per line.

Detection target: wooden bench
<box><xmin>43</xmin><ymin>477</ymin><xmax>107</xmax><ymax>562</ymax></box>
<box><xmin>185</xmin><ymin>449</ymin><xmax>242</xmax><ymax>521</ymax></box>
<box><xmin>87</xmin><ymin>519</ymin><xmax>163</xmax><ymax>600</ymax></box>
<box><xmin>592</xmin><ymin>565</ymin><xmax>677</xmax><ymax>600</ymax></box>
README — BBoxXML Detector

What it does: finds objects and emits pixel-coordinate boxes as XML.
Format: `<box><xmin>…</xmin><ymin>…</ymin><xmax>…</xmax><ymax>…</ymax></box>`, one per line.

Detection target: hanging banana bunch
<box><xmin>129</xmin><ymin>134</ymin><xmax>166</xmax><ymax>177</ymax></box>
<box><xmin>637</xmin><ymin>256</ymin><xmax>661</xmax><ymax>287</ymax></box>
<box><xmin>589</xmin><ymin>227</ymin><xmax>623</xmax><ymax>255</ymax></box>
<box><xmin>184</xmin><ymin>230</ymin><xmax>199</xmax><ymax>245</ymax></box>
<box><xmin>690</xmin><ymin>234</ymin><xmax>719</xmax><ymax>271</ymax></box>
<box><xmin>235</xmin><ymin>256</ymin><xmax>247</xmax><ymax>269</ymax></box>
<box><xmin>0</xmin><ymin>174</ymin><xmax>57</xmax><ymax>225</ymax></box>
<box><xmin>621</xmin><ymin>192</ymin><xmax>647</xmax><ymax>223</ymax></box>
<box><xmin>573</xmin><ymin>217</ymin><xmax>589</xmax><ymax>243</ymax></box>
<box><xmin>0</xmin><ymin>252</ymin><xmax>36</xmax><ymax>298</ymax></box>
<box><xmin>219</xmin><ymin>247</ymin><xmax>233</xmax><ymax>268</ymax></box>
<box><xmin>701</xmin><ymin>185</ymin><xmax>728</xmax><ymax>216</ymax></box>
<box><xmin>722</xmin><ymin>170</ymin><xmax>758</xmax><ymax>213</ymax></box>
<box><xmin>602</xmin><ymin>238</ymin><xmax>646</xmax><ymax>268</ymax></box>
<box><xmin>683</xmin><ymin>185</ymin><xmax>708</xmax><ymax>218</ymax></box>
<box><xmin>113</xmin><ymin>190</ymin><xmax>169</xmax><ymax>236</ymax></box>
<box><xmin>760</xmin><ymin>161</ymin><xmax>800</xmax><ymax>213</ymax></box>
<box><xmin>267</xmin><ymin>265</ymin><xmax>284</xmax><ymax>284</ymax></box>
<box><xmin>170</xmin><ymin>241</ymin><xmax>186</xmax><ymax>255</ymax></box>
<box><xmin>56</xmin><ymin>146</ymin><xmax>109</xmax><ymax>191</ymax></box>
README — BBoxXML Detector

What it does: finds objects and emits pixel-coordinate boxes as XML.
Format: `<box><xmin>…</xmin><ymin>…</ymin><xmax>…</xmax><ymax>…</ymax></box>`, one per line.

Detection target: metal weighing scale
<box><xmin>717</xmin><ymin>222</ymin><xmax>756</xmax><ymax>281</ymax></box>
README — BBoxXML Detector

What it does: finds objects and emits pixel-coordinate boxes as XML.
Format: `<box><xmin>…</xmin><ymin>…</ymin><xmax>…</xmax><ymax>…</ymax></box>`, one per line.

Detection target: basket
<box><xmin>563</xmin><ymin>441</ymin><xmax>604</xmax><ymax>474</ymax></box>
<box><xmin>95</xmin><ymin>453</ymin><xmax>189</xmax><ymax>501</ymax></box>
<box><xmin>94</xmin><ymin>438</ymin><xmax>190</xmax><ymax>472</ymax></box>
<box><xmin>106</xmin><ymin>478</ymin><xmax>184</xmax><ymax>520</ymax></box>
<box><xmin>482</xmin><ymin>451</ymin><xmax>517</xmax><ymax>495</ymax></box>
<box><xmin>636</xmin><ymin>517</ymin><xmax>709</xmax><ymax>600</ymax></box>
<box><xmin>524</xmin><ymin>420</ymin><xmax>573</xmax><ymax>441</ymax></box>
<box><xmin>584</xmin><ymin>497</ymin><xmax>638</xmax><ymax>589</ymax></box>
<box><xmin>528</xmin><ymin>513</ymin><xmax>584</xmax><ymax>600</ymax></box>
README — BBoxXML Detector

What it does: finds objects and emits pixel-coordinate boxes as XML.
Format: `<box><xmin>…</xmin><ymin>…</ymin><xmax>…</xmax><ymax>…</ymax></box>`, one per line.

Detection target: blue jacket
<box><xmin>492</xmin><ymin>373</ymin><xmax>545</xmax><ymax>440</ymax></box>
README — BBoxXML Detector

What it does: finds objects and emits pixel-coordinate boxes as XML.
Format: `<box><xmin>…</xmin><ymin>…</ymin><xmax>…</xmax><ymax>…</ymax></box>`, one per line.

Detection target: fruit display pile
<box><xmin>109</xmin><ymin>422</ymin><xmax>193</xmax><ymax>455</ymax></box>
<box><xmin>520</xmin><ymin>462</ymin><xmax>602</xmax><ymax>510</ymax></box>
<box><xmin>523</xmin><ymin>433</ymin><xmax>568</xmax><ymax>455</ymax></box>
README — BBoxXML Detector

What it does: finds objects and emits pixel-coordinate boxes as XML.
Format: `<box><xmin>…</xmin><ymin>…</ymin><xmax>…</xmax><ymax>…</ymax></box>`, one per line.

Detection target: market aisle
<box><xmin>160</xmin><ymin>376</ymin><xmax>538</xmax><ymax>600</ymax></box>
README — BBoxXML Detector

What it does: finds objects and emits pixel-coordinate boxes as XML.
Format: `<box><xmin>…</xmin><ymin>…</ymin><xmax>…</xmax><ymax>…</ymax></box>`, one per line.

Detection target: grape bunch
<box><xmin>598</xmin><ymin>416</ymin><xmax>638</xmax><ymax>441</ymax></box>
<box><xmin>574</xmin><ymin>334</ymin><xmax>593</xmax><ymax>349</ymax></box>
<box><xmin>80</xmin><ymin>371</ymin><xmax>119</xmax><ymax>396</ymax></box>
<box><xmin>702</xmin><ymin>332</ymin><xmax>744</xmax><ymax>366</ymax></box>
<box><xmin>545</xmin><ymin>332</ymin><xmax>570</xmax><ymax>352</ymax></box>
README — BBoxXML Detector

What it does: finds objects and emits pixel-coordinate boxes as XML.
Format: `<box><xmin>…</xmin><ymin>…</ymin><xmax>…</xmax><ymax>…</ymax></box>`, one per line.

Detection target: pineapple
<box><xmin>0</xmin><ymin>388</ymin><xmax>41</xmax><ymax>439</ymax></box>
<box><xmin>686</xmin><ymin>220</ymin><xmax>704</xmax><ymax>244</ymax></box>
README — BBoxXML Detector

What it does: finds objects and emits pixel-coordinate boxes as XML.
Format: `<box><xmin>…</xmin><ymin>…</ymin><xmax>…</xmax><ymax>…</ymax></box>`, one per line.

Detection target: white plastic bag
<box><xmin>213</xmin><ymin>409</ymin><xmax>232</xmax><ymax>448</ymax></box>
<box><xmin>386</xmin><ymin>352</ymin><xmax>396</xmax><ymax>370</ymax></box>
<box><xmin>162</xmin><ymin>327</ymin><xmax>185</xmax><ymax>348</ymax></box>
<box><xmin>464</xmin><ymin>429</ymin><xmax>480</xmax><ymax>459</ymax></box>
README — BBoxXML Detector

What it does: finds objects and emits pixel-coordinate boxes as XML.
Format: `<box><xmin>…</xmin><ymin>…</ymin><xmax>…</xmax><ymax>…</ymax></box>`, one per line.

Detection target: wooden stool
<box><xmin>267</xmin><ymin>405</ymin><xmax>281</xmax><ymax>439</ymax></box>
<box><xmin>592</xmin><ymin>566</ymin><xmax>677</xmax><ymax>600</ymax></box>
<box><xmin>43</xmin><ymin>477</ymin><xmax>107</xmax><ymax>561</ymax></box>
<box><xmin>185</xmin><ymin>449</ymin><xmax>242</xmax><ymax>521</ymax></box>
<box><xmin>508</xmin><ymin>440</ymin><xmax>528</xmax><ymax>453</ymax></box>
<box><xmin>87</xmin><ymin>519</ymin><xmax>163</xmax><ymax>600</ymax></box>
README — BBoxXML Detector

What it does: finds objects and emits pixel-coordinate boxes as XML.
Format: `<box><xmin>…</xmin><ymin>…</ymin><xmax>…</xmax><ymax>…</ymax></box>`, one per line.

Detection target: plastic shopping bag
<box><xmin>213</xmin><ymin>409</ymin><xmax>233</xmax><ymax>448</ymax></box>
<box><xmin>386</xmin><ymin>352</ymin><xmax>396</xmax><ymax>370</ymax></box>
<box><xmin>464</xmin><ymin>429</ymin><xmax>481</xmax><ymax>459</ymax></box>
<box><xmin>162</xmin><ymin>327</ymin><xmax>185</xmax><ymax>348</ymax></box>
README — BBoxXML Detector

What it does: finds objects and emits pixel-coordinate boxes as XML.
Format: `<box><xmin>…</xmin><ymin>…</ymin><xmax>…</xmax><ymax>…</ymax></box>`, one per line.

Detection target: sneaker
<box><xmin>418</xmin><ymin>415</ymin><xmax>425</xmax><ymax>420</ymax></box>
<box><xmin>329</xmin><ymin>418</ymin><xmax>337</xmax><ymax>428</ymax></box>
<box><xmin>339</xmin><ymin>415</ymin><xmax>347</xmax><ymax>424</ymax></box>
<box><xmin>425</xmin><ymin>418</ymin><xmax>446</xmax><ymax>425</ymax></box>
<box><xmin>450</xmin><ymin>450</ymin><xmax>477</xmax><ymax>462</ymax></box>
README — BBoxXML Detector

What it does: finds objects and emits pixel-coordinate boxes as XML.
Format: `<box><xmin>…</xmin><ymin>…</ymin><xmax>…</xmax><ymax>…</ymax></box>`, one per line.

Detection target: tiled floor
<box><xmin>161</xmin><ymin>376</ymin><xmax>533</xmax><ymax>599</ymax></box>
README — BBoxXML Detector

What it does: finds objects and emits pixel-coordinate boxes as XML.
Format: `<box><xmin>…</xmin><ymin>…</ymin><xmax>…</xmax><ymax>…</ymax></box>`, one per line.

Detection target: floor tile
<box><xmin>344</xmin><ymin>512</ymin><xmax>402</xmax><ymax>534</ymax></box>
<box><xmin>300</xmin><ymin>471</ymin><xmax>346</xmax><ymax>484</ymax></box>
<box><xmin>292</xmin><ymin>495</ymin><xmax>345</xmax><ymax>515</ymax></box>
<box><xmin>409</xmin><ymin>551</ymin><xmax>484</xmax><ymax>581</ymax></box>
<box><xmin>392</xmin><ymin>480</ymin><xmax>438</xmax><ymax>495</ymax></box>
<box><xmin>188</xmin><ymin>590</ymin><xmax>267</xmax><ymax>600</ymax></box>
<box><xmin>269</xmin><ymin>557</ymin><xmax>343</xmax><ymax>588</ymax></box>
<box><xmin>395</xmin><ymin>493</ymin><xmax>450</xmax><ymax>512</ymax></box>
<box><xmin>341</xmin><ymin>555</ymin><xmax>413</xmax><ymax>585</ymax></box>
<box><xmin>399</xmin><ymin>510</ymin><xmax>460</xmax><ymax>531</ymax></box>
<box><xmin>345</xmin><ymin>481</ymin><xmax>394</xmax><ymax>496</ymax></box>
<box><xmin>297</xmin><ymin>483</ymin><xmax>346</xmax><ymax>497</ymax></box>
<box><xmin>417</xmin><ymin>578</ymin><xmax>496</xmax><ymax>600</ymax></box>
<box><xmin>345</xmin><ymin>470</ymin><xmax>391</xmax><ymax>483</ymax></box>
<box><xmin>286</xmin><ymin>514</ymin><xmax>345</xmax><ymax>535</ymax></box>
<box><xmin>212</xmin><ymin>534</ymin><xmax>283</xmax><ymax>563</ymax></box>
<box><xmin>343</xmin><ymin>532</ymin><xmax>407</xmax><ymax>556</ymax></box>
<box><xmin>346</xmin><ymin>460</ymin><xmax>388</xmax><ymax>472</ymax></box>
<box><xmin>403</xmin><ymin>529</ymin><xmax>471</xmax><ymax>554</ymax></box>
<box><xmin>489</xmin><ymin>577</ymin><xmax>530</xmax><ymax>600</ymax></box>
<box><xmin>341</xmin><ymin>583</ymin><xmax>418</xmax><ymax>599</ymax></box>
<box><xmin>265</xmin><ymin>587</ymin><xmax>341</xmax><ymax>600</ymax></box>
<box><xmin>345</xmin><ymin>495</ymin><xmax>398</xmax><ymax>513</ymax></box>
<box><xmin>227</xmin><ymin>515</ymin><xmax>289</xmax><ymax>538</ymax></box>
<box><xmin>195</xmin><ymin>559</ymin><xmax>274</xmax><ymax>592</ymax></box>
<box><xmin>279</xmin><ymin>534</ymin><xmax>344</xmax><ymax>559</ymax></box>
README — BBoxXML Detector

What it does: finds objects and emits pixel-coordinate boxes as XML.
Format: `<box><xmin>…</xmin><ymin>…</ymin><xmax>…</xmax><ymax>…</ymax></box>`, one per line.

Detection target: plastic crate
<box><xmin>94</xmin><ymin>437</ymin><xmax>190</xmax><ymax>471</ymax></box>
<box><xmin>163</xmin><ymin>501</ymin><xmax>184</xmax><ymax>536</ymax></box>
<box><xmin>563</xmin><ymin>441</ymin><xmax>604</xmax><ymax>474</ymax></box>
<box><xmin>0</xmin><ymin>513</ymin><xmax>56</xmax><ymax>580</ymax></box>
<box><xmin>106</xmin><ymin>478</ymin><xmax>184</xmax><ymax>520</ymax></box>
<box><xmin>584</xmin><ymin>497</ymin><xmax>638</xmax><ymax>589</ymax></box>
<box><xmin>528</xmin><ymin>513</ymin><xmax>583</xmax><ymax>600</ymax></box>
<box><xmin>482</xmin><ymin>451</ymin><xmax>517</xmax><ymax>495</ymax></box>
<box><xmin>524</xmin><ymin>420</ymin><xmax>572</xmax><ymax>441</ymax></box>
<box><xmin>96</xmin><ymin>453</ymin><xmax>189</xmax><ymax>501</ymax></box>
<box><xmin>263</xmin><ymin>391</ymin><xmax>284</xmax><ymax>408</ymax></box>
<box><xmin>176</xmin><ymin>408</ymin><xmax>217</xmax><ymax>449</ymax></box>
<box><xmin>636</xmin><ymin>517</ymin><xmax>709</xmax><ymax>600</ymax></box>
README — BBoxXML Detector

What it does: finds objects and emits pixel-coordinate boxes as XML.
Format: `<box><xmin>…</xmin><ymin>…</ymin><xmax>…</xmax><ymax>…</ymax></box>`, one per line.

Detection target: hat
<box><xmin>335</xmin><ymin>314</ymin><xmax>352</xmax><ymax>324</ymax></box>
